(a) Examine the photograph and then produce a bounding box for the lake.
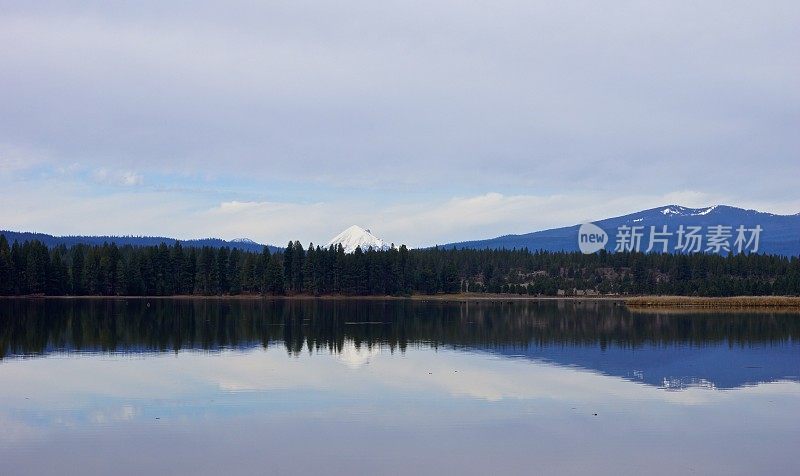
[1,298,799,475]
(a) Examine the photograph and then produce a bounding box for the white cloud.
[1,172,798,246]
[119,171,144,186]
[0,1,797,198]
[91,168,143,187]
[0,1,797,243]
[3,346,794,410]
[0,143,48,175]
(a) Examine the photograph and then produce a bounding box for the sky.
[1,0,798,247]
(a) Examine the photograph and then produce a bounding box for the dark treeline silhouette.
[1,235,799,296]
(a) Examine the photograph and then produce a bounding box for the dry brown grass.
[625,296,800,309]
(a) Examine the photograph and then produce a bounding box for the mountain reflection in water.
[1,298,797,390]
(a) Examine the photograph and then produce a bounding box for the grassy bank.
[625,296,800,309]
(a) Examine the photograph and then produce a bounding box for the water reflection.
[1,298,798,390]
[1,299,799,475]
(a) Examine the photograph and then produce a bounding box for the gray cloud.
[0,1,798,240]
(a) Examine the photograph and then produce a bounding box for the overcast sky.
[1,0,798,246]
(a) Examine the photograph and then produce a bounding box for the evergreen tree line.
[0,235,798,297]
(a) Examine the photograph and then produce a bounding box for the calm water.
[1,299,799,475]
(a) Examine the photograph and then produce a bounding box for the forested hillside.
[0,235,798,297]
[0,230,279,253]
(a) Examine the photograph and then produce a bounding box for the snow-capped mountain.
[326,225,391,253]
[230,238,257,244]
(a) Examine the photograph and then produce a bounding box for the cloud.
[0,1,798,240]
[91,168,144,187]
[119,171,144,186]
[0,143,48,175]
[368,191,800,246]
[201,190,800,246]
[4,345,792,411]
[2,172,798,246]
[0,1,798,197]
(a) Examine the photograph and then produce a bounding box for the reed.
[625,296,800,309]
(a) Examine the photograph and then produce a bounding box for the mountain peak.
[326,225,391,253]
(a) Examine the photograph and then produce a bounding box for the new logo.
[578,222,608,254]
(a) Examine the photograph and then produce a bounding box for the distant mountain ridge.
[0,230,281,253]
[442,205,800,256]
[4,205,798,256]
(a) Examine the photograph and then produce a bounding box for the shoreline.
[0,293,622,302]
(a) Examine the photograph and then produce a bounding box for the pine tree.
[291,241,304,292]
[302,243,316,294]
[283,241,294,292]
[265,254,284,294]
[228,248,242,294]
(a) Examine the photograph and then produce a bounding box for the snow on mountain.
[659,205,721,217]
[326,225,391,253]
[695,205,718,216]
[230,238,257,244]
